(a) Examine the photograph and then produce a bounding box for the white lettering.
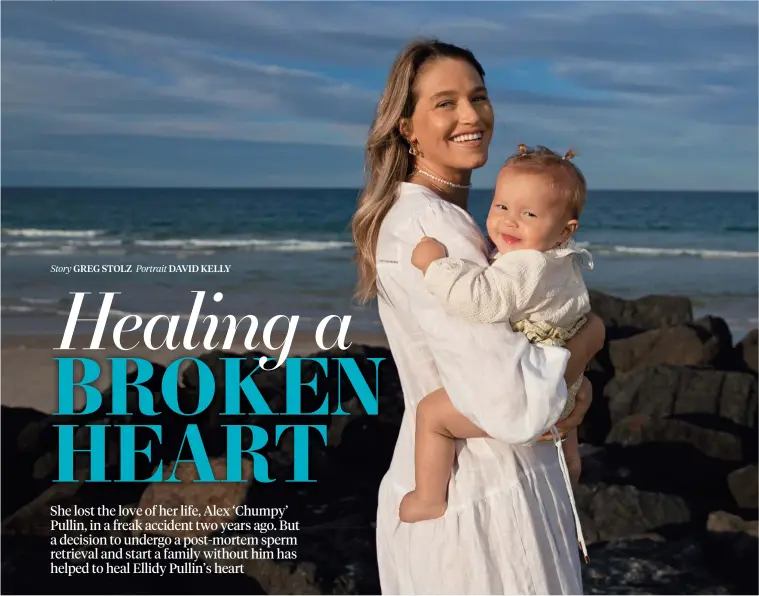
[315,315,353,351]
[261,315,299,370]
[55,292,303,369]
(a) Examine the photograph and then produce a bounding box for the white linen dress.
[374,182,584,595]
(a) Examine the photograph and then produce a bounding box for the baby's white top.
[424,239,593,327]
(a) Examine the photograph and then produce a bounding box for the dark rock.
[334,417,398,489]
[607,319,735,375]
[576,483,691,545]
[16,414,57,457]
[707,510,758,535]
[692,316,735,368]
[3,471,99,537]
[241,558,322,594]
[1,406,48,518]
[727,465,758,510]
[588,290,693,338]
[31,451,58,482]
[604,365,757,429]
[606,414,746,462]
[583,534,734,594]
[703,511,758,594]
[581,443,741,524]
[577,369,614,445]
[735,328,758,374]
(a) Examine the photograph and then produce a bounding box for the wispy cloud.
[1,0,756,189]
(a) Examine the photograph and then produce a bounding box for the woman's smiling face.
[402,57,494,182]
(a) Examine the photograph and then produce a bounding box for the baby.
[400,144,593,559]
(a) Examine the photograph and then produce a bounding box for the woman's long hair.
[350,39,485,303]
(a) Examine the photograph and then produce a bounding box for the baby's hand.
[412,236,447,273]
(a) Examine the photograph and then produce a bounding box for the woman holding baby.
[351,39,605,594]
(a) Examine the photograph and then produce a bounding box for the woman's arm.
[563,312,605,383]
[403,201,572,444]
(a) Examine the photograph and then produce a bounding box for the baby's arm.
[411,236,547,324]
[411,236,449,273]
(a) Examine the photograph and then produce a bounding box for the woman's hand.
[563,312,605,385]
[539,376,592,440]
[555,376,592,435]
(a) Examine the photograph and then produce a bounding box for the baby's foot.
[399,490,447,523]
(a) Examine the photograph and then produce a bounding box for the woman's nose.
[457,100,480,124]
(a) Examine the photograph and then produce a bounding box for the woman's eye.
[437,100,453,108]
[473,95,489,102]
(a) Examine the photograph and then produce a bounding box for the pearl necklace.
[412,168,472,189]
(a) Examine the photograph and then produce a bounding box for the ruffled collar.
[547,238,594,270]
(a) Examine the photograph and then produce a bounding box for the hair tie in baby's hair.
[563,148,577,160]
[517,144,529,156]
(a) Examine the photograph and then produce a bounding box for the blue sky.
[2,0,757,190]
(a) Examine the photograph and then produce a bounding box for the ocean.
[1,187,757,340]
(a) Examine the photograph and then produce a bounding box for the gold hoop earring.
[408,143,418,157]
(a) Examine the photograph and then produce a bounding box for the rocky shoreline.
[2,290,757,594]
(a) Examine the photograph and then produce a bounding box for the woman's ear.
[398,118,414,143]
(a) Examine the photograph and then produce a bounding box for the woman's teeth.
[451,133,482,143]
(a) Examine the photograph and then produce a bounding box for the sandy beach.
[0,330,389,414]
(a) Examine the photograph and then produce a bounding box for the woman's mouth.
[501,234,521,245]
[450,132,483,147]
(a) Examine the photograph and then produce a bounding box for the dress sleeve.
[404,201,569,444]
[422,250,547,324]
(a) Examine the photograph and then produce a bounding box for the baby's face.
[486,167,577,255]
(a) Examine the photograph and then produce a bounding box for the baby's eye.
[524,211,537,218]
[495,204,507,210]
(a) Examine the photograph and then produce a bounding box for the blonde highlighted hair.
[350,38,485,303]
[505,144,588,218]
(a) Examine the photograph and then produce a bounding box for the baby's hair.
[506,144,587,218]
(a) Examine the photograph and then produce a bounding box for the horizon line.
[2,185,757,194]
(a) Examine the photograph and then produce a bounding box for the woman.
[352,39,605,594]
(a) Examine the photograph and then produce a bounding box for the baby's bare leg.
[399,388,488,523]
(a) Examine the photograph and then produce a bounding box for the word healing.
[54,355,383,484]
[55,291,355,369]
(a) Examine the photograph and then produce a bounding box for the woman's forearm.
[563,313,605,382]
